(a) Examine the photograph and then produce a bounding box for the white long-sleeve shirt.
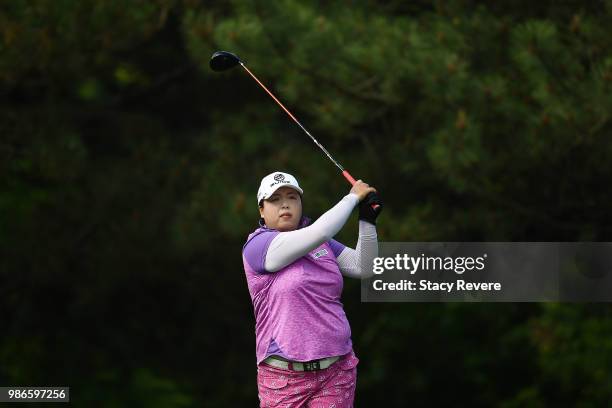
[263,193,378,279]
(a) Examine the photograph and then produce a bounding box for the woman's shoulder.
[243,227,281,274]
[243,226,279,251]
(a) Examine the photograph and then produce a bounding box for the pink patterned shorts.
[257,351,359,408]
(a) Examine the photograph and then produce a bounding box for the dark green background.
[2,1,612,406]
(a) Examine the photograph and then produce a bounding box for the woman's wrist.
[346,193,360,204]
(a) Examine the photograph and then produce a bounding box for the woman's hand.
[350,180,377,201]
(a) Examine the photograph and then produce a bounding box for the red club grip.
[342,170,357,185]
[342,170,380,210]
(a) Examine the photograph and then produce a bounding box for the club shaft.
[238,61,380,209]
[239,62,345,173]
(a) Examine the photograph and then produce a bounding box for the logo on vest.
[312,248,328,259]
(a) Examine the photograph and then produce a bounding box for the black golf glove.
[358,192,383,225]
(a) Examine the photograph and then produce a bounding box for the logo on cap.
[274,173,285,181]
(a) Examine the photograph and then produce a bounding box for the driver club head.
[209,51,243,71]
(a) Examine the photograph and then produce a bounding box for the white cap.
[257,172,304,205]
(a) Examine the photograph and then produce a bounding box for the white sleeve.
[264,193,359,272]
[336,221,378,279]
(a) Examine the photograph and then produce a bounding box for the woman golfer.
[242,171,383,407]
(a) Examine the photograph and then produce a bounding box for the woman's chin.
[277,220,297,231]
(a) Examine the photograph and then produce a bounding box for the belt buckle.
[302,360,321,371]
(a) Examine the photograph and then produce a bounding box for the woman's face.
[259,186,303,231]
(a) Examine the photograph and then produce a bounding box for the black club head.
[210,51,243,71]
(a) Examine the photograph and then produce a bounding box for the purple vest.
[242,218,351,364]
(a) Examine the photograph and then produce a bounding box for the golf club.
[210,50,380,210]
